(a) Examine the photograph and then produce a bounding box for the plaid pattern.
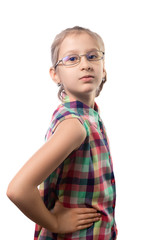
[34,93,117,240]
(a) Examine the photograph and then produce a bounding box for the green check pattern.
[34,93,117,240]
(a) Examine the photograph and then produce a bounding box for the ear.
[102,64,107,81]
[49,67,61,85]
[104,70,107,82]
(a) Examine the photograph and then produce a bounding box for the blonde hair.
[51,26,107,101]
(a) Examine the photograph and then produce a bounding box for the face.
[50,33,106,100]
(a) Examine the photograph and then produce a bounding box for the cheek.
[58,69,76,87]
[60,68,76,79]
[95,61,104,73]
[57,69,68,82]
[97,66,104,79]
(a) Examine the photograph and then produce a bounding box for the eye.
[87,51,99,60]
[63,54,79,64]
[69,56,77,61]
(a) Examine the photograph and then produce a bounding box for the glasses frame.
[54,50,105,69]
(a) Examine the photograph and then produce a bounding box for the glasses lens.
[63,54,79,66]
[87,51,104,61]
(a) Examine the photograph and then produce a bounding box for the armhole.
[45,114,90,142]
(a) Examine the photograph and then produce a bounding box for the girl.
[7,26,117,239]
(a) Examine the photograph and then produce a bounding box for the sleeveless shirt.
[34,93,117,240]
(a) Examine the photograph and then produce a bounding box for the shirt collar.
[61,92,100,122]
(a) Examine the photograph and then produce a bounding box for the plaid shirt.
[34,93,117,240]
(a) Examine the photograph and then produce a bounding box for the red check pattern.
[34,93,117,240]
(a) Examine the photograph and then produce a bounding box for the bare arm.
[7,118,100,233]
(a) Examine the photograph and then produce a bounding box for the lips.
[80,75,94,80]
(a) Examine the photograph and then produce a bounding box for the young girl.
[7,26,117,240]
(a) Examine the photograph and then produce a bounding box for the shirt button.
[111,178,115,184]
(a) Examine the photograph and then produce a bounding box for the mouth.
[79,75,94,81]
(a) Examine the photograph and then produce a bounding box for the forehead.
[59,33,101,57]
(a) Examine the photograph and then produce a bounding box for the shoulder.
[46,104,86,140]
[50,117,87,152]
[56,117,86,137]
[51,103,79,120]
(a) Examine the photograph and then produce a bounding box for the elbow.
[6,181,23,204]
[6,182,16,202]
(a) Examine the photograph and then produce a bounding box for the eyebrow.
[63,48,99,57]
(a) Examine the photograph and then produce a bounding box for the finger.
[78,212,101,220]
[76,223,93,230]
[78,216,101,225]
[75,208,98,214]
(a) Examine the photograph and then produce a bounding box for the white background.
[0,0,160,239]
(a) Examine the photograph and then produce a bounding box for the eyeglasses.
[54,50,105,68]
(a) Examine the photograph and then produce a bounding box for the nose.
[79,55,93,71]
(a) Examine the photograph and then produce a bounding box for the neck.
[65,91,95,109]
